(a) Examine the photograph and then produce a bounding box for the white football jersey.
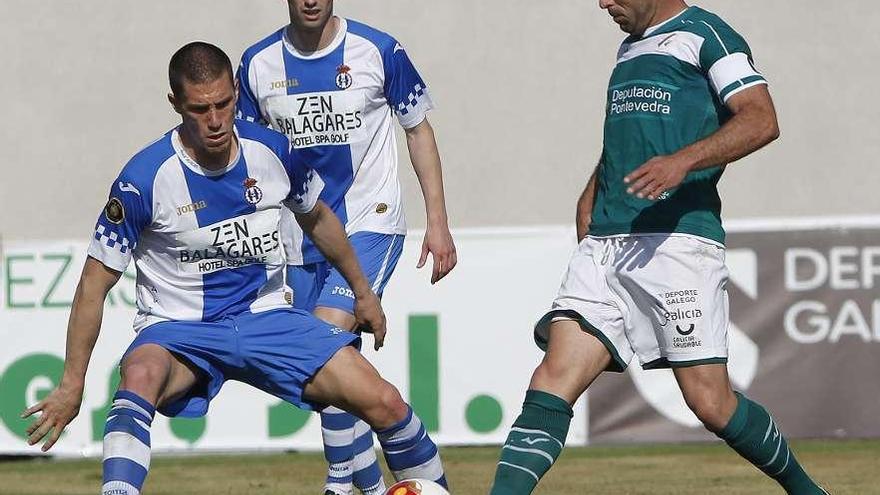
[87,121,321,331]
[237,18,434,264]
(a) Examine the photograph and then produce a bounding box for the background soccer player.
[490,1,830,494]
[21,41,445,495]
[237,1,456,494]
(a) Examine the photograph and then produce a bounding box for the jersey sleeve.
[283,144,324,214]
[697,20,767,103]
[86,175,153,273]
[236,57,268,126]
[382,40,435,129]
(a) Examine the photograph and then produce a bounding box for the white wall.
[2,1,878,240]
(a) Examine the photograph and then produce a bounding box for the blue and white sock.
[102,390,155,495]
[351,420,386,495]
[321,407,385,495]
[376,406,447,489]
[322,406,356,494]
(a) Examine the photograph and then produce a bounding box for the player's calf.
[305,347,447,488]
[490,390,572,495]
[717,392,828,494]
[354,381,447,488]
[104,345,200,494]
[490,320,609,495]
[374,404,447,489]
[102,391,155,495]
[676,364,827,493]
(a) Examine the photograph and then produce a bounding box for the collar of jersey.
[171,125,242,177]
[641,6,692,38]
[283,17,347,60]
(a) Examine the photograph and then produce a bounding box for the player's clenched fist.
[21,384,83,452]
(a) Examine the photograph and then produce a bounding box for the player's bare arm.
[404,118,457,284]
[22,257,121,451]
[625,84,779,200]
[294,200,387,349]
[576,165,600,241]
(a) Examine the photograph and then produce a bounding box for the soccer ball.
[384,479,450,495]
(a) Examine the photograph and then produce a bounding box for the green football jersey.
[590,6,766,244]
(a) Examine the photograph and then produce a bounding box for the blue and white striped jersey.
[237,18,434,264]
[87,121,321,331]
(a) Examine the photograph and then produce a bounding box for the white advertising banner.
[0,229,588,456]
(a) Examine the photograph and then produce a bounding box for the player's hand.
[417,226,457,284]
[624,155,691,201]
[21,384,83,452]
[354,291,387,351]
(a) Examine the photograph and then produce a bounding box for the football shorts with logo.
[535,234,729,371]
[287,231,405,314]
[123,308,358,417]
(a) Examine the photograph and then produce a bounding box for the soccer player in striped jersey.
[21,42,445,495]
[491,2,829,494]
[237,1,455,494]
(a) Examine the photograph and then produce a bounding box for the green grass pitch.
[0,439,876,494]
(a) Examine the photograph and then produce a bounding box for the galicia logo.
[664,308,702,322]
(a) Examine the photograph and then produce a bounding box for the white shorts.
[535,234,730,371]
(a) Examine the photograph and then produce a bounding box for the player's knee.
[684,390,734,432]
[119,360,170,403]
[365,382,408,429]
[532,351,581,388]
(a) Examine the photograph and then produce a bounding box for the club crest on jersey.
[335,64,353,90]
[243,177,263,205]
[104,197,125,224]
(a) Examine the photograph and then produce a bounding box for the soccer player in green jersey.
[490,1,829,494]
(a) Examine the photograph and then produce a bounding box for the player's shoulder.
[676,7,745,44]
[345,18,398,53]
[235,119,289,158]
[677,7,752,65]
[118,130,177,190]
[241,27,286,64]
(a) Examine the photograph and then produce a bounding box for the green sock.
[719,392,826,494]
[490,390,573,495]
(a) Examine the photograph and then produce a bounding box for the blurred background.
[0,0,878,475]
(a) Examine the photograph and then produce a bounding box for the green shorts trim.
[534,309,627,373]
[642,356,728,370]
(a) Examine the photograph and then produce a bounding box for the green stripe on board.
[409,314,440,432]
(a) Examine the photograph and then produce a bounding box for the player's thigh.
[120,344,200,407]
[530,319,612,405]
[120,319,235,417]
[532,237,633,403]
[315,232,405,314]
[314,306,357,331]
[234,308,363,410]
[303,346,406,429]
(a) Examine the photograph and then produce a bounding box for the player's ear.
[167,92,182,115]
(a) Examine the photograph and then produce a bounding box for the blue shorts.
[122,308,359,418]
[288,232,405,313]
